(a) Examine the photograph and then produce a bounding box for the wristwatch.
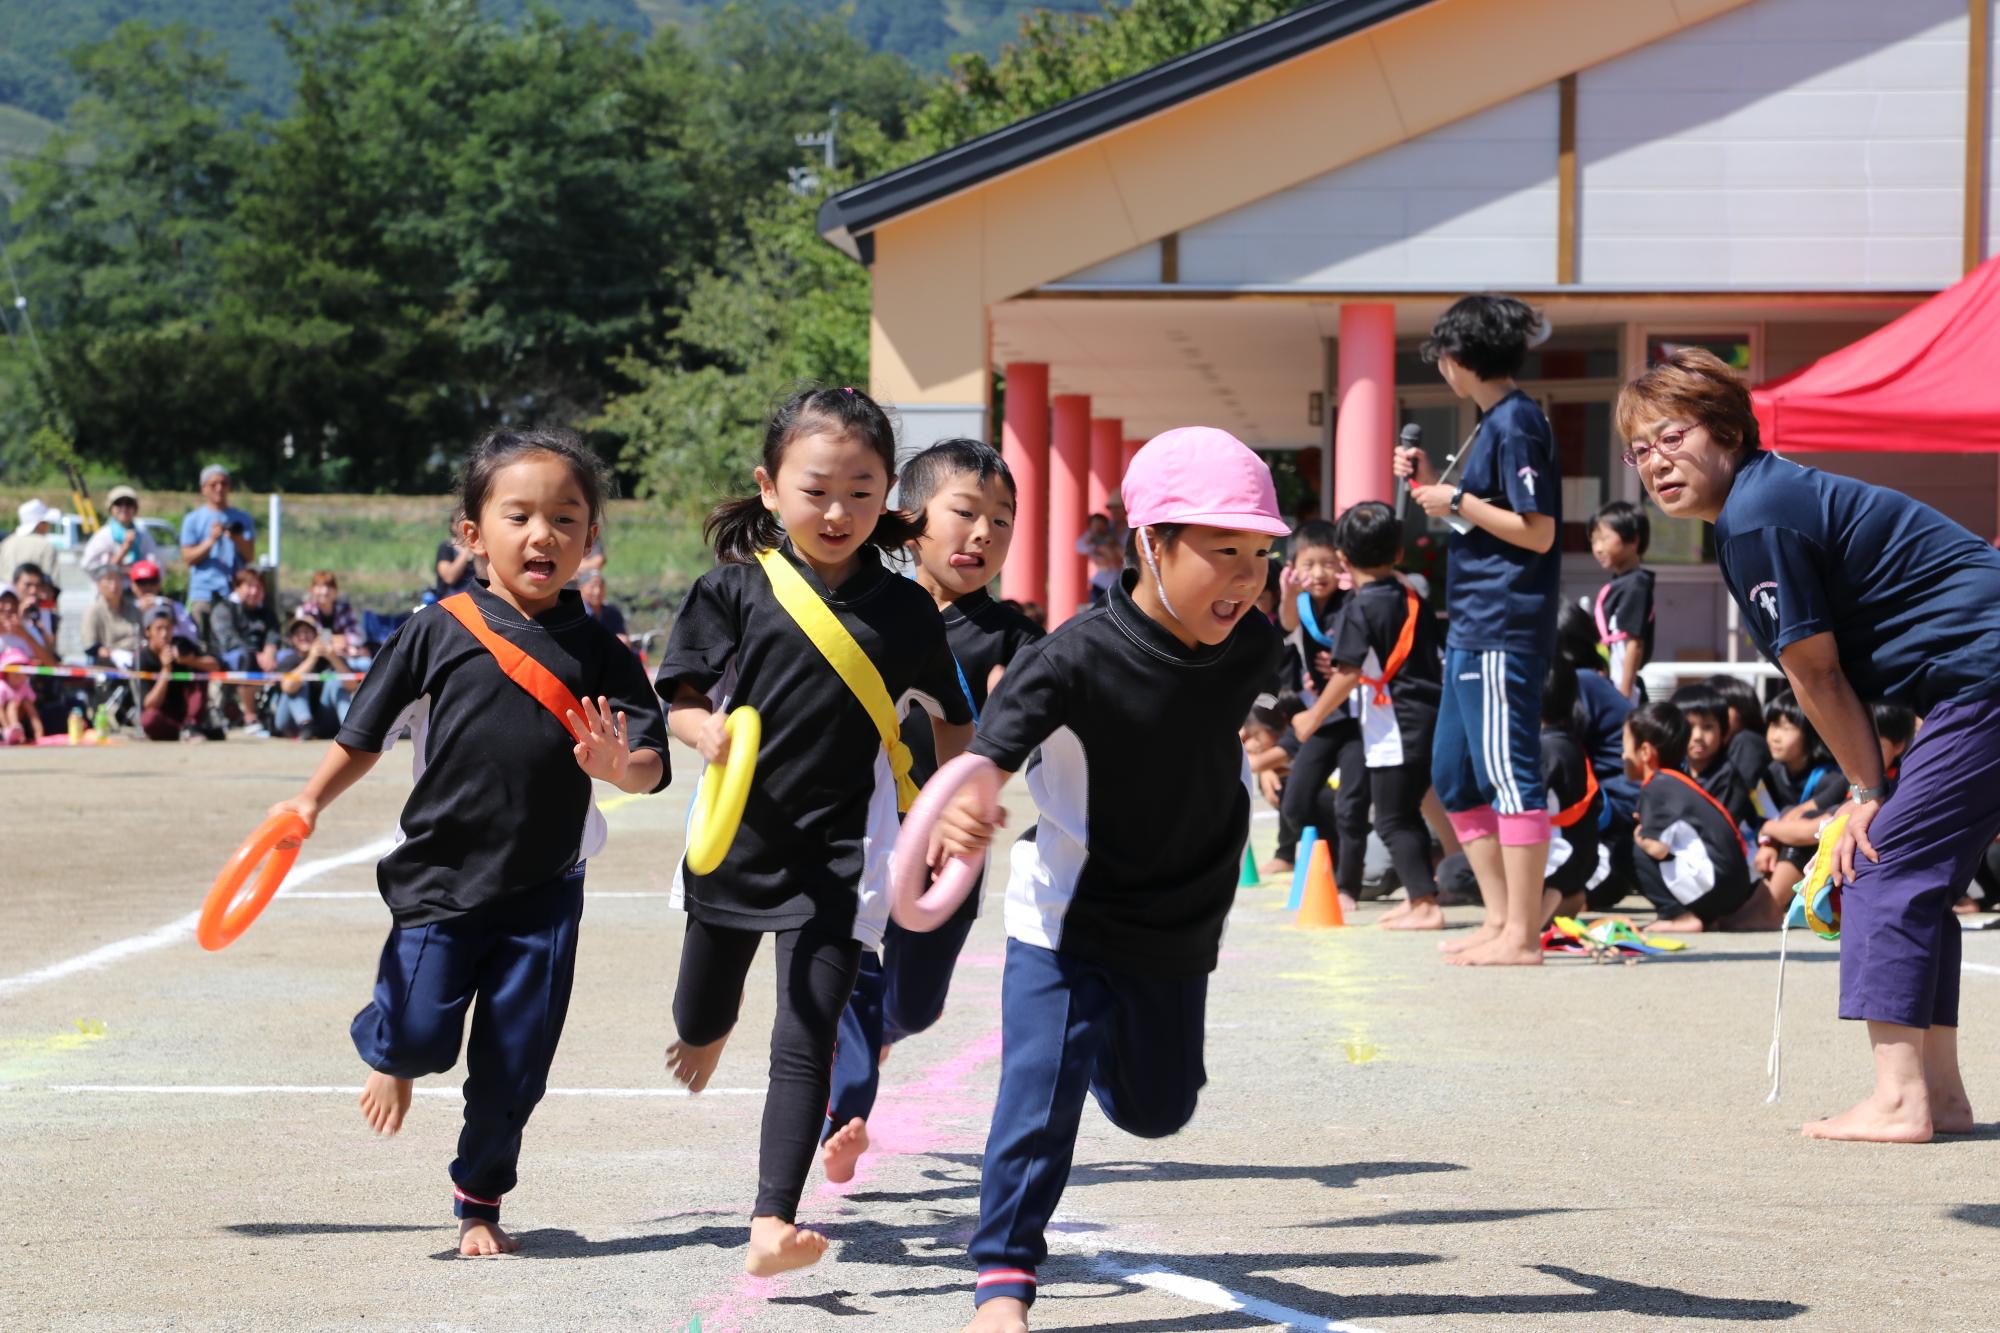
[1448,490,1465,518]
[1850,784,1885,804]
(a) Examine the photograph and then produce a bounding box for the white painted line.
[1094,1258,1381,1332]
[48,1084,764,1098]
[0,835,395,1000]
[1964,962,2000,977]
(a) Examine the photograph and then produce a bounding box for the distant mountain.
[0,0,1106,124]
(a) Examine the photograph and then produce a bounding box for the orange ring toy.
[198,812,310,952]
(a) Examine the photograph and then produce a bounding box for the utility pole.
[788,104,841,195]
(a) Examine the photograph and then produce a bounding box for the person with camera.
[179,463,257,638]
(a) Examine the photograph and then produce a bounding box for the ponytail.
[708,383,924,564]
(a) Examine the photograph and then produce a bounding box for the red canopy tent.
[1752,255,2000,453]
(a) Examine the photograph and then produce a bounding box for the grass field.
[0,485,713,639]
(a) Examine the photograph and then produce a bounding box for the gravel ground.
[3,741,1997,1331]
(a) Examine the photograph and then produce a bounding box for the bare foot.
[1645,913,1707,934]
[664,1033,730,1093]
[1377,899,1413,924]
[1382,898,1445,931]
[1801,1092,1933,1143]
[358,1071,412,1136]
[1931,1094,1977,1135]
[1953,895,1981,916]
[745,1214,829,1275]
[459,1217,519,1256]
[879,1043,893,1066]
[1260,858,1293,879]
[1447,938,1544,967]
[1440,921,1502,954]
[964,1297,1031,1333]
[1720,887,1788,932]
[821,1116,870,1184]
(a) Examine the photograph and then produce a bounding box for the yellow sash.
[755,547,919,812]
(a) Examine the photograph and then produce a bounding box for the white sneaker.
[240,723,272,738]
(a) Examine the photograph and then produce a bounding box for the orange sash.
[1650,768,1749,857]
[1357,586,1422,707]
[439,592,585,741]
[1551,761,1600,829]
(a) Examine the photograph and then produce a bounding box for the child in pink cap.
[932,427,1287,1333]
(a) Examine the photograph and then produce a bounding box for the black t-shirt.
[1294,590,1345,695]
[1543,727,1600,867]
[1595,566,1655,682]
[1328,579,1442,768]
[900,588,1044,784]
[338,583,669,926]
[1726,729,1772,802]
[971,571,1282,978]
[1761,760,1847,819]
[656,543,972,936]
[1688,754,1752,827]
[1639,769,1751,908]
[433,541,478,601]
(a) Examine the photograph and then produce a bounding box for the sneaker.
[200,724,228,742]
[239,723,271,738]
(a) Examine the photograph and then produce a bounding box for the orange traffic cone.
[1296,839,1346,928]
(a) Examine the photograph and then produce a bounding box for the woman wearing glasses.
[1618,346,2000,1144]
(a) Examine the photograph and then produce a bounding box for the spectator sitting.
[80,486,159,577]
[0,499,60,583]
[137,605,222,742]
[128,560,208,651]
[1086,540,1121,605]
[1073,511,1112,556]
[433,524,481,601]
[269,613,355,739]
[296,570,366,664]
[11,561,59,659]
[0,587,52,744]
[577,570,630,647]
[210,567,281,735]
[178,463,256,637]
[82,566,144,667]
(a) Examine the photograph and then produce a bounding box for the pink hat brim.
[1133,509,1291,538]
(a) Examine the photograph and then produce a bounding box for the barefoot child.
[1623,346,2000,1140]
[655,387,975,1274]
[821,438,1042,1184]
[1395,294,1563,966]
[1289,501,1444,929]
[1624,701,1752,933]
[1669,683,1750,826]
[269,429,668,1256]
[1710,673,1773,808]
[931,428,1283,1332]
[1589,500,1654,701]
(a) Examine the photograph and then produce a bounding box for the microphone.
[1395,422,1422,521]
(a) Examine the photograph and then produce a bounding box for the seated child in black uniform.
[656,387,976,1275]
[270,429,670,1256]
[821,438,1044,1185]
[1289,501,1444,928]
[1747,689,1849,925]
[933,427,1286,1333]
[1669,683,1750,826]
[1709,673,1773,811]
[1624,701,1753,932]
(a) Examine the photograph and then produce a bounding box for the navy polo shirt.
[1714,450,2000,713]
[1444,390,1562,654]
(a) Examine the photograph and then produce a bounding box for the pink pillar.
[1001,363,1049,607]
[1335,303,1397,515]
[1123,437,1145,476]
[1088,417,1123,518]
[1049,394,1092,624]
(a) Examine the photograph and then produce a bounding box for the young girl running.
[931,427,1285,1333]
[655,387,975,1275]
[270,429,669,1257]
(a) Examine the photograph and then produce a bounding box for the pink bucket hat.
[1122,427,1289,537]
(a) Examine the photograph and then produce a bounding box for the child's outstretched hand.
[267,795,318,849]
[568,695,631,783]
[1278,565,1304,598]
[934,783,1005,863]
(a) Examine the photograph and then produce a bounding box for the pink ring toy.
[890,752,1003,933]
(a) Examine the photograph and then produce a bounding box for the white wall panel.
[1579,0,1967,288]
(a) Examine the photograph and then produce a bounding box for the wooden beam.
[1557,73,1578,285]
[1022,287,1932,306]
[1160,232,1180,284]
[1967,0,1991,273]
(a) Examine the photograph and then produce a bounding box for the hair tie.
[841,386,855,395]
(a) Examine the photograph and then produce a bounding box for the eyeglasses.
[1621,424,1698,468]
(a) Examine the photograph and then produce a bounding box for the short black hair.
[1556,601,1604,674]
[1668,683,1729,730]
[1590,499,1651,556]
[1764,689,1832,767]
[1291,518,1338,557]
[1250,690,1305,733]
[1627,700,1690,770]
[1870,700,1917,747]
[1707,674,1763,734]
[12,561,48,585]
[1420,294,1545,380]
[900,437,1015,516]
[1334,501,1401,569]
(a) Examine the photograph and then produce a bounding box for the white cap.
[15,498,56,533]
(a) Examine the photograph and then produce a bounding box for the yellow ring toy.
[685,706,760,875]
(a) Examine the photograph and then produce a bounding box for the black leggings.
[672,917,861,1222]
[1281,720,1368,873]
[1340,759,1437,902]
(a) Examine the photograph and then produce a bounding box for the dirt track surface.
[4,741,1997,1331]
